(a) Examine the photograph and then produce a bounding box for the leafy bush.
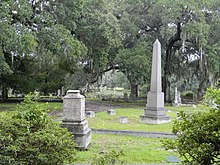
[204,87,220,107]
[163,88,220,164]
[0,94,77,164]
[182,90,194,97]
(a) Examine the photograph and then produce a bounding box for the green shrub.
[163,88,220,164]
[204,87,220,106]
[182,91,194,97]
[0,94,77,165]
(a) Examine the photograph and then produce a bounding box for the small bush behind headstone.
[0,94,77,165]
[163,88,220,165]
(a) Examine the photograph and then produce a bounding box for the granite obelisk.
[140,39,171,124]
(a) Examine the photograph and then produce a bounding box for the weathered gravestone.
[86,111,95,118]
[107,109,116,115]
[124,92,128,101]
[8,88,13,97]
[61,86,65,96]
[57,89,61,97]
[177,91,182,104]
[140,39,171,124]
[119,116,128,124]
[173,87,179,106]
[62,90,91,149]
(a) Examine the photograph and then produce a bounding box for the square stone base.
[61,120,92,149]
[74,128,92,150]
[140,115,171,124]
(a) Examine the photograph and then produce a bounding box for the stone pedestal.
[62,90,91,149]
[140,39,170,124]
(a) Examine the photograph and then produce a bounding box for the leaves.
[0,95,77,164]
[163,88,220,164]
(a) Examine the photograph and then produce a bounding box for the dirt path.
[50,100,124,119]
[85,100,124,112]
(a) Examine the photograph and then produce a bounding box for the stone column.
[173,87,179,106]
[140,39,171,124]
[62,90,91,149]
[61,86,65,96]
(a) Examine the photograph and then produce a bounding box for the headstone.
[107,109,116,115]
[57,89,61,97]
[173,87,179,106]
[62,90,91,149]
[86,111,95,118]
[166,156,181,163]
[8,88,13,97]
[177,91,182,104]
[176,112,182,120]
[119,116,128,124]
[140,39,171,124]
[124,92,128,101]
[61,86,65,96]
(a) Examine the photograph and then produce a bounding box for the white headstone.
[119,116,128,124]
[57,89,61,96]
[62,90,91,149]
[173,87,179,106]
[107,109,116,115]
[61,86,65,96]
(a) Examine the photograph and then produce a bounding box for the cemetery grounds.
[0,99,209,164]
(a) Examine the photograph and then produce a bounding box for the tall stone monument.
[62,90,91,149]
[140,39,171,124]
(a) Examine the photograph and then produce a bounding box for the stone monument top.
[64,90,84,99]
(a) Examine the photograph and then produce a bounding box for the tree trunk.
[1,85,8,102]
[202,158,211,165]
[163,22,181,102]
[197,77,207,101]
[130,83,138,99]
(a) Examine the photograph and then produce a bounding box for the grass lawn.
[88,108,176,133]
[0,101,209,133]
[74,133,181,164]
[0,103,18,112]
[0,102,62,112]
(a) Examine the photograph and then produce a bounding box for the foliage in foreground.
[0,95,76,165]
[163,88,220,165]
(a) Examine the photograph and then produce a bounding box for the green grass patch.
[0,102,62,112]
[87,98,146,108]
[166,104,209,112]
[88,108,176,133]
[74,134,180,164]
[0,103,18,112]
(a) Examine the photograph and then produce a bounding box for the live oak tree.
[115,40,152,98]
[110,0,158,98]
[74,0,122,88]
[0,0,86,99]
[152,0,220,101]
